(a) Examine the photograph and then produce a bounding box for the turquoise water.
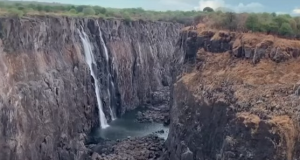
[91,110,169,141]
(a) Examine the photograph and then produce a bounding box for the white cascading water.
[97,22,117,120]
[78,28,109,129]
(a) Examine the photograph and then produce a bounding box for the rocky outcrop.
[180,29,300,64]
[88,135,165,160]
[164,29,300,160]
[0,16,182,160]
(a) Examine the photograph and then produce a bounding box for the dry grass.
[236,113,297,160]
[237,112,260,134]
[179,26,300,160]
[181,46,300,107]
[270,116,297,160]
[188,25,300,51]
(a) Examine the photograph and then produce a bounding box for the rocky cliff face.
[0,16,181,160]
[164,29,300,160]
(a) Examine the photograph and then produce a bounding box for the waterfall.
[97,22,117,120]
[78,29,109,129]
[109,80,117,120]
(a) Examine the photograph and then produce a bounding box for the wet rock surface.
[88,135,165,160]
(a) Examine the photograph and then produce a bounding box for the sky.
[20,0,300,15]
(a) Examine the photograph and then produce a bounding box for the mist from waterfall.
[78,28,109,129]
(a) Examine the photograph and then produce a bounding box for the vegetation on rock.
[82,7,95,16]
[199,12,300,39]
[0,1,300,38]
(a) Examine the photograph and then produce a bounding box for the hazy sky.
[21,0,300,15]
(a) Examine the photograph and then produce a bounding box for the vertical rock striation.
[95,19,182,116]
[164,29,300,160]
[0,16,182,160]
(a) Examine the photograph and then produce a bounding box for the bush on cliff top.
[279,22,294,36]
[203,12,300,38]
[82,7,95,16]
[0,1,300,38]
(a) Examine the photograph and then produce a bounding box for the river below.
[89,109,169,142]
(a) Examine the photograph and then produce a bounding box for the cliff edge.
[164,27,300,160]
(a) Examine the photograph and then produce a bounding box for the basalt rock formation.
[89,134,165,160]
[164,28,300,160]
[0,16,182,160]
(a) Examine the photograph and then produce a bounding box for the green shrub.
[123,13,132,24]
[0,1,299,38]
[245,14,260,31]
[94,6,106,15]
[279,22,294,36]
[220,12,237,30]
[76,13,82,17]
[265,22,279,33]
[98,13,106,18]
[82,7,95,16]
[273,15,290,27]
[9,8,24,17]
[69,8,77,14]
[76,5,86,13]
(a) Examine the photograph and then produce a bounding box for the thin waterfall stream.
[78,28,109,129]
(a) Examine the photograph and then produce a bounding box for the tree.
[294,17,300,35]
[222,12,237,30]
[259,12,273,23]
[43,5,52,12]
[69,9,77,14]
[245,14,260,31]
[15,3,22,7]
[36,5,43,11]
[264,22,279,34]
[194,14,205,24]
[82,7,95,16]
[273,15,290,27]
[76,5,87,13]
[203,7,214,12]
[28,4,37,10]
[289,19,297,31]
[279,23,293,36]
[236,13,249,31]
[93,6,107,15]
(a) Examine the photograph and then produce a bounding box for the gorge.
[0,16,182,160]
[1,14,300,160]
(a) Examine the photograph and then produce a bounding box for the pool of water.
[90,110,169,141]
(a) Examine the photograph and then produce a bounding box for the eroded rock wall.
[164,29,300,160]
[87,19,182,116]
[0,16,182,160]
